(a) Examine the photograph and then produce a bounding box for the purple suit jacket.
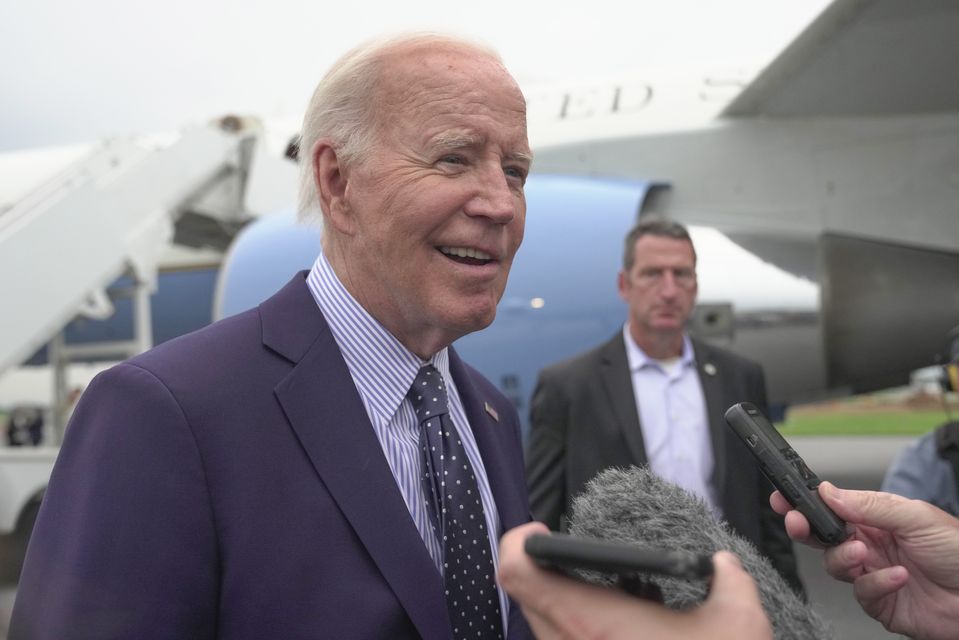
[11,273,533,639]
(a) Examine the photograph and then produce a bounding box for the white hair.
[296,32,504,225]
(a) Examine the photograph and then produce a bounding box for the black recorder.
[525,533,713,599]
[724,402,848,546]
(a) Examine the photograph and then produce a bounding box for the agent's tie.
[408,364,503,640]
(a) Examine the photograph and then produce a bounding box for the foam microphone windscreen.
[568,466,831,640]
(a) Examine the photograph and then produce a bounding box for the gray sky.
[0,0,830,151]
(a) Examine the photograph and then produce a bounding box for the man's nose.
[659,272,680,296]
[464,166,517,224]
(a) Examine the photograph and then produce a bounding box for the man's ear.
[617,270,628,301]
[313,141,356,235]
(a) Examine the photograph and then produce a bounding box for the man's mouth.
[653,307,682,318]
[439,246,494,266]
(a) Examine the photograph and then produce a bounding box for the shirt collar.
[622,323,696,372]
[306,250,450,423]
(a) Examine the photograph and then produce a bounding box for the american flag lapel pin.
[484,402,499,422]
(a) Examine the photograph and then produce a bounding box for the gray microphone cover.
[568,466,831,640]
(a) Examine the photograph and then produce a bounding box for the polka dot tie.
[407,365,503,640]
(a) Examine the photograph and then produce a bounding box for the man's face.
[618,234,698,339]
[332,45,530,357]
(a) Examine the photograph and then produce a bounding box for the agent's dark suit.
[525,332,802,593]
[12,274,532,640]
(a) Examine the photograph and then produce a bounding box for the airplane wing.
[721,0,959,118]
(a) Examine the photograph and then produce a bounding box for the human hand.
[498,522,772,640]
[771,482,959,640]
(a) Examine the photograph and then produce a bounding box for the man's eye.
[504,166,528,184]
[440,155,466,165]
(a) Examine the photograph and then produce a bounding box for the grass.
[777,409,953,436]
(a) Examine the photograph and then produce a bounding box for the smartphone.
[524,533,713,582]
[724,402,848,545]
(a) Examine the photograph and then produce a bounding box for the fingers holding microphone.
[772,481,959,640]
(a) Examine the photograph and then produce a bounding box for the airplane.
[520,0,959,400]
[3,0,957,436]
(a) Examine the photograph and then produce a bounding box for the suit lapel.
[447,349,528,533]
[598,334,648,464]
[691,339,728,494]
[262,274,449,640]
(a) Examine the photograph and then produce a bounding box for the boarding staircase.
[0,117,273,434]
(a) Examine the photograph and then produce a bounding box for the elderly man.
[12,34,533,639]
[525,217,803,595]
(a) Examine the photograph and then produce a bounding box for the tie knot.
[407,364,450,423]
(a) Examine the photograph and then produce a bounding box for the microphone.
[567,466,831,640]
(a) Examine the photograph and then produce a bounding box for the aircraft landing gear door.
[821,233,959,394]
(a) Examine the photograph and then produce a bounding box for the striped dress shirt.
[306,251,509,628]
